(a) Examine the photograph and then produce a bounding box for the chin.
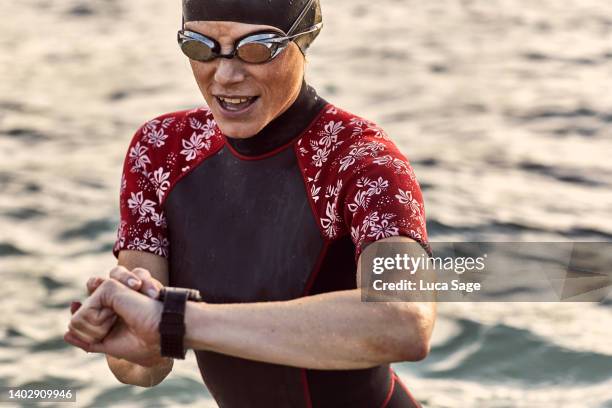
[215,121,262,139]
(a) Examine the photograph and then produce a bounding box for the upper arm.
[112,123,171,262]
[357,235,437,350]
[340,137,431,262]
[356,235,429,289]
[117,250,169,286]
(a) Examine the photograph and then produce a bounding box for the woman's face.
[185,21,305,139]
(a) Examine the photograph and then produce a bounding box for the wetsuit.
[113,81,428,407]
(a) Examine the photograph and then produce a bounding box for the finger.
[97,308,116,323]
[131,268,162,298]
[71,309,111,342]
[70,301,82,315]
[81,306,115,326]
[109,265,142,291]
[64,330,91,352]
[71,322,109,345]
[86,276,104,295]
[68,322,96,345]
[68,279,123,345]
[78,311,117,341]
[93,318,115,340]
[100,314,118,328]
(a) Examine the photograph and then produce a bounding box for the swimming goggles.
[177,0,322,64]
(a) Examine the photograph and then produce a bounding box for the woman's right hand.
[69,266,165,347]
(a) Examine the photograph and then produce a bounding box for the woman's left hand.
[67,265,165,346]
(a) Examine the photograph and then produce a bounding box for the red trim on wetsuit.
[294,142,328,241]
[224,104,330,161]
[224,136,297,161]
[165,141,225,206]
[300,369,314,408]
[298,240,330,407]
[391,370,421,408]
[380,369,396,408]
[302,241,330,296]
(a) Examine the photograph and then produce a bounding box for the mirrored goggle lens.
[181,40,215,61]
[237,42,275,64]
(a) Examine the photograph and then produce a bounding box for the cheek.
[190,61,214,88]
[257,50,303,103]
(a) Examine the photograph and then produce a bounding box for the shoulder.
[128,106,220,152]
[296,103,416,180]
[294,104,428,248]
[122,106,224,181]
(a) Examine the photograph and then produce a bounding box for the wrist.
[184,301,208,351]
[158,289,189,359]
[157,287,205,359]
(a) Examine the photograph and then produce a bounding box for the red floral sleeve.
[296,105,430,262]
[112,124,170,259]
[341,146,430,260]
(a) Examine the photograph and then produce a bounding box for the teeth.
[219,96,251,104]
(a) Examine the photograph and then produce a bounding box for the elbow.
[113,370,166,388]
[394,303,435,362]
[109,367,147,388]
[111,369,145,387]
[119,374,160,388]
[407,334,431,362]
[107,357,172,388]
[115,374,143,387]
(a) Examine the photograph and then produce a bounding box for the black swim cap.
[182,0,322,53]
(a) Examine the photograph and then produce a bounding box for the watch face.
[187,289,203,302]
[158,287,203,302]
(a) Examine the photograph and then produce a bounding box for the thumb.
[99,279,155,319]
[111,286,155,317]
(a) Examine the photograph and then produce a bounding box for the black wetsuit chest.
[165,144,322,302]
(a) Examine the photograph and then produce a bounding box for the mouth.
[214,95,260,115]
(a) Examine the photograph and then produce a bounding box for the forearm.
[106,355,173,387]
[185,289,434,370]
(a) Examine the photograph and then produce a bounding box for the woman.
[66,0,435,406]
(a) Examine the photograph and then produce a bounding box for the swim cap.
[182,0,323,53]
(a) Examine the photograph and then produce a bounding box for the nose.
[213,57,246,87]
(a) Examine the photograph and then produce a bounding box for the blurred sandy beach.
[1,0,611,406]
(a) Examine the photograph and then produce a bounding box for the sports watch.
[157,287,203,359]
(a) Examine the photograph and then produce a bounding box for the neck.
[225,80,327,157]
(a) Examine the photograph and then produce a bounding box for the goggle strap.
[286,0,316,36]
[286,22,323,40]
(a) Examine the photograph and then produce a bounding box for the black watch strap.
[158,288,191,359]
